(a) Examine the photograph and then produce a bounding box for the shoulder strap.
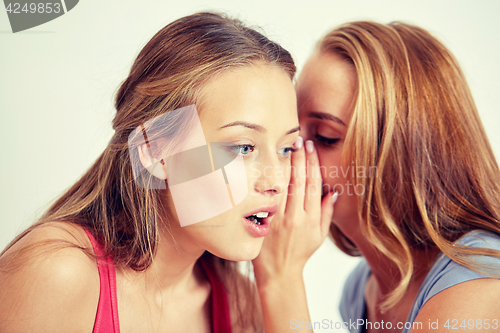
[199,258,232,333]
[84,229,120,333]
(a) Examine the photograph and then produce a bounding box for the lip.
[242,204,278,237]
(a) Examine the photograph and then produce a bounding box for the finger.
[269,209,285,232]
[303,140,323,214]
[320,191,339,237]
[285,136,306,213]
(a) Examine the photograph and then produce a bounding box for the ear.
[138,141,168,179]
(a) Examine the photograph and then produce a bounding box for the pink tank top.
[84,229,232,333]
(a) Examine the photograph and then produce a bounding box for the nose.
[251,155,287,196]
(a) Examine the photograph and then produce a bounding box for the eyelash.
[230,145,296,158]
[278,147,297,158]
[231,144,255,155]
[314,134,341,147]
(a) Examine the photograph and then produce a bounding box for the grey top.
[340,230,500,333]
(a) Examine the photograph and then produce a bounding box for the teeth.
[246,215,261,225]
[245,212,269,226]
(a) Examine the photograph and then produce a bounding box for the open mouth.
[242,205,277,237]
[245,212,269,225]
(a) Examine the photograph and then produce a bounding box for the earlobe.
[138,143,168,180]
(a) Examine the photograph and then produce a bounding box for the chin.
[209,238,263,261]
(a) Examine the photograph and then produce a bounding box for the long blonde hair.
[321,21,500,310]
[1,12,295,329]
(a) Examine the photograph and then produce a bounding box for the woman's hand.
[252,136,338,333]
[253,136,338,284]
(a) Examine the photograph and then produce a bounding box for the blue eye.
[230,144,255,155]
[278,147,296,158]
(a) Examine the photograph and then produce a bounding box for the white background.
[1,1,499,331]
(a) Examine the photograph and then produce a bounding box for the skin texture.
[253,135,338,333]
[251,49,357,333]
[296,51,359,238]
[291,50,500,332]
[0,63,299,333]
[174,62,299,261]
[0,223,100,333]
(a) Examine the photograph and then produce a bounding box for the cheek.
[332,191,360,237]
[316,147,360,232]
[317,147,345,191]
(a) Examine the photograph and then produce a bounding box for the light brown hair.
[321,21,500,310]
[0,12,296,329]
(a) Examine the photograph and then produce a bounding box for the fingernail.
[331,191,339,205]
[305,140,314,154]
[294,136,303,149]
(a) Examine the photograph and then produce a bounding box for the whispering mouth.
[245,212,269,225]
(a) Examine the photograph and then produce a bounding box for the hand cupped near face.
[296,51,361,239]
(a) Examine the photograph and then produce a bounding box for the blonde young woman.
[0,12,339,333]
[255,21,500,332]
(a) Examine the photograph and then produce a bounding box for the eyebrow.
[219,121,266,132]
[219,121,300,135]
[308,111,346,126]
[286,126,301,135]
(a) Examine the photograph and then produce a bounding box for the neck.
[350,226,438,294]
[352,233,439,327]
[364,247,439,327]
[349,227,439,308]
[151,225,207,287]
[119,221,208,306]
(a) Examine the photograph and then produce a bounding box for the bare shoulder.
[412,278,500,332]
[0,221,100,333]
[228,267,264,333]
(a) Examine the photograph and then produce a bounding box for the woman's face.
[169,63,299,261]
[295,51,360,238]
